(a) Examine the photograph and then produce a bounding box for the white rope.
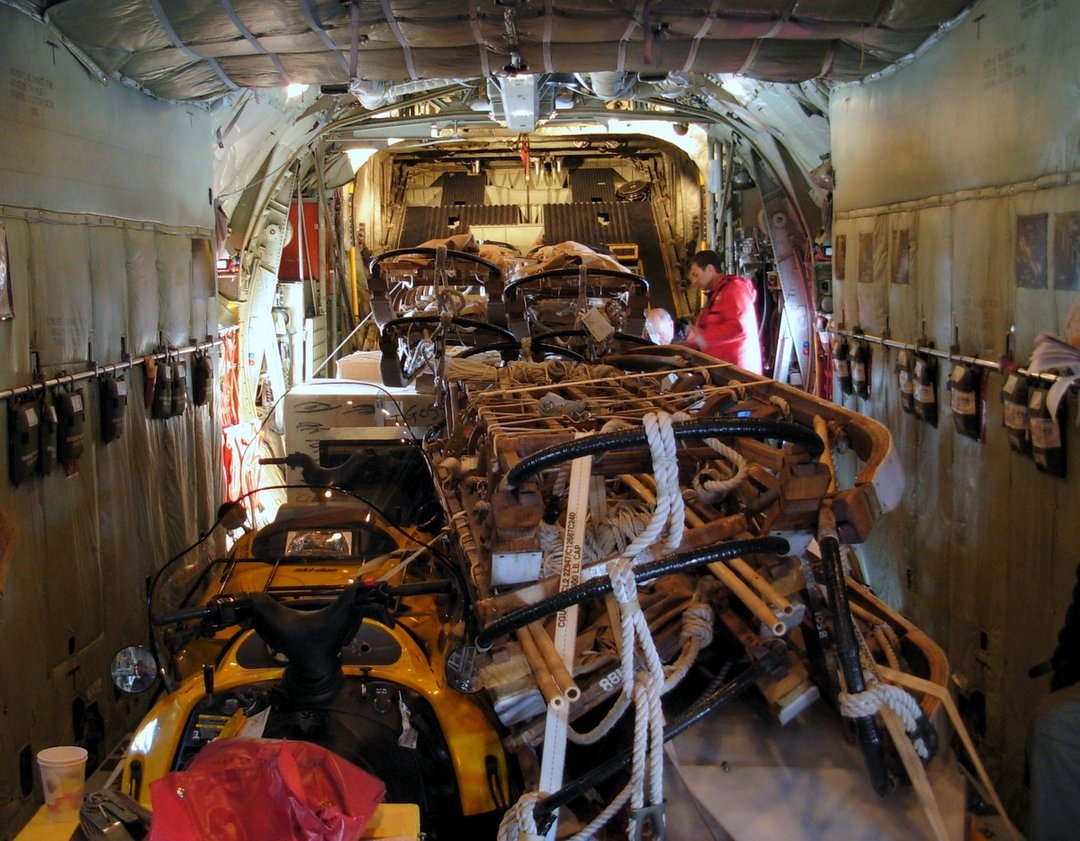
[539,520,565,579]
[588,502,649,557]
[570,411,684,836]
[691,439,750,503]
[541,502,652,576]
[444,356,502,385]
[768,394,791,418]
[568,585,713,744]
[663,597,714,691]
[566,781,632,841]
[497,790,547,841]
[840,619,932,760]
[566,675,662,841]
[436,287,467,315]
[567,690,633,745]
[591,555,665,838]
[614,412,683,562]
[839,679,930,759]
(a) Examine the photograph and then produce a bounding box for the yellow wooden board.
[14,802,420,841]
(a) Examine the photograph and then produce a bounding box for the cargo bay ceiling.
[12,1,974,190]
[12,2,967,227]
[27,1,972,99]
[5,0,976,396]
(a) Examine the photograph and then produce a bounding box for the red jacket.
[690,274,762,374]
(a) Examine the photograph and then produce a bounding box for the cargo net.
[429,360,946,839]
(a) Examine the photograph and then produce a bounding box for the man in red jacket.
[683,250,763,374]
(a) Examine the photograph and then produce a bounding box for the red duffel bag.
[148,738,386,841]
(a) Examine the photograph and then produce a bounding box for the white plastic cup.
[36,746,87,822]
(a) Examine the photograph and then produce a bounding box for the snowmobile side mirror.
[110,645,159,695]
[217,500,248,532]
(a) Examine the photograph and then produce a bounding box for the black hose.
[532,640,788,830]
[475,535,789,649]
[505,418,824,488]
[819,532,893,796]
[457,340,520,359]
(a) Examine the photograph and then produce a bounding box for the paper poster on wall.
[857,233,874,284]
[891,229,911,285]
[1016,213,1048,289]
[1053,211,1080,290]
[0,221,12,320]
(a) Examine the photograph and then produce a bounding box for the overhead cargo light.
[497,74,539,133]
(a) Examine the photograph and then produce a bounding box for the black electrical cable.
[819,531,893,796]
[475,535,789,650]
[532,640,788,830]
[504,418,824,488]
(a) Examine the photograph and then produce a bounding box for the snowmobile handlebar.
[152,578,451,629]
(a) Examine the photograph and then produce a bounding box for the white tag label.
[1029,416,1061,449]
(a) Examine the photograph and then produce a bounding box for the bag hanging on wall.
[152,358,173,419]
[7,398,40,485]
[832,334,852,395]
[100,375,128,443]
[913,351,938,427]
[896,349,915,414]
[170,361,188,418]
[1027,382,1066,477]
[192,350,213,406]
[38,392,58,475]
[850,338,871,400]
[56,387,86,472]
[948,362,982,440]
[143,356,157,410]
[1000,372,1031,455]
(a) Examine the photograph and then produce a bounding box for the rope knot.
[496,790,547,841]
[679,602,714,647]
[609,556,640,613]
[839,680,931,759]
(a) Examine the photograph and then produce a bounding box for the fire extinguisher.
[851,337,871,400]
[896,349,915,414]
[913,350,937,426]
[1000,372,1031,455]
[832,334,852,396]
[947,361,981,440]
[1027,383,1066,477]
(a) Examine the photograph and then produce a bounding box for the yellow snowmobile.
[110,450,516,838]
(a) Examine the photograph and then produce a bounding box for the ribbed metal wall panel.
[399,205,523,246]
[437,172,488,206]
[542,201,637,248]
[568,168,621,203]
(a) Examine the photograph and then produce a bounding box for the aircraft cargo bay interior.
[0,2,1078,840]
